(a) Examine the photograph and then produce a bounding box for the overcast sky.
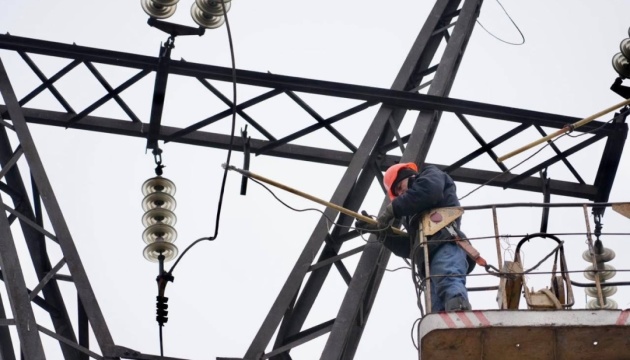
[1,1,630,359]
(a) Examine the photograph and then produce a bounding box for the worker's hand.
[376,204,395,226]
[355,210,377,232]
[355,205,395,233]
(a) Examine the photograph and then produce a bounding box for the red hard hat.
[383,162,419,200]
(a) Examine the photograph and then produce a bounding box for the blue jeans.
[428,241,469,312]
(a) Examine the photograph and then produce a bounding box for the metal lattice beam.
[0,58,118,359]
[0,0,627,358]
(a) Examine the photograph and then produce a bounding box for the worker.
[355,162,475,312]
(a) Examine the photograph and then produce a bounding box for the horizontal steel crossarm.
[255,101,376,156]
[455,113,510,172]
[534,125,585,184]
[281,89,357,152]
[443,122,530,173]
[84,61,141,123]
[190,75,276,140]
[18,59,81,109]
[164,88,282,142]
[1,105,601,199]
[0,34,616,135]
[67,69,151,125]
[502,133,606,188]
[18,51,75,114]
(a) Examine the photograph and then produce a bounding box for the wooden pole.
[223,164,407,236]
[497,98,630,163]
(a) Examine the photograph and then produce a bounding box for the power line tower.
[0,0,627,359]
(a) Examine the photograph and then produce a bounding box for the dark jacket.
[383,165,475,274]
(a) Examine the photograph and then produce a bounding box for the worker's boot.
[445,296,471,311]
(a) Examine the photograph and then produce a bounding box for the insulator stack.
[582,247,617,309]
[141,176,179,262]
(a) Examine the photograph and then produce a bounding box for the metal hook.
[152,147,165,176]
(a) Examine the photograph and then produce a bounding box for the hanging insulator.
[585,285,617,298]
[582,248,615,263]
[587,298,618,310]
[583,263,617,281]
[144,241,178,263]
[142,176,176,196]
[142,176,179,263]
[582,244,617,309]
[142,208,177,227]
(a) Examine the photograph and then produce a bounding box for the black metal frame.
[0,0,627,359]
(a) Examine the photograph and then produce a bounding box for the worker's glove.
[355,205,395,233]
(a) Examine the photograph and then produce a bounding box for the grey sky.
[1,1,630,359]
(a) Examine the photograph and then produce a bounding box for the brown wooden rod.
[223,164,407,236]
[497,98,630,163]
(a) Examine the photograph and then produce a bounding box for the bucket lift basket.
[514,233,575,310]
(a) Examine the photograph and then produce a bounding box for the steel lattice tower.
[0,0,627,359]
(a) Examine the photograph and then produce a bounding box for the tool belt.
[421,208,487,267]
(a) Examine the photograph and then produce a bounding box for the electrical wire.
[566,117,615,138]
[459,110,623,201]
[250,177,411,271]
[459,107,625,202]
[458,132,566,201]
[159,324,164,357]
[410,317,422,351]
[159,1,237,356]
[166,0,237,278]
[476,0,525,46]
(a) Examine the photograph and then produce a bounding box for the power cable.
[476,0,525,46]
[566,116,616,138]
[159,1,237,356]
[250,177,411,272]
[459,107,623,201]
[166,0,237,278]
[410,317,422,351]
[458,132,565,201]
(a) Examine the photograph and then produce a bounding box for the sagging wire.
[476,0,525,46]
[565,106,627,138]
[566,117,615,138]
[483,242,563,281]
[165,0,237,278]
[410,243,425,316]
[250,177,411,272]
[158,1,237,356]
[460,231,630,243]
[411,317,422,351]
